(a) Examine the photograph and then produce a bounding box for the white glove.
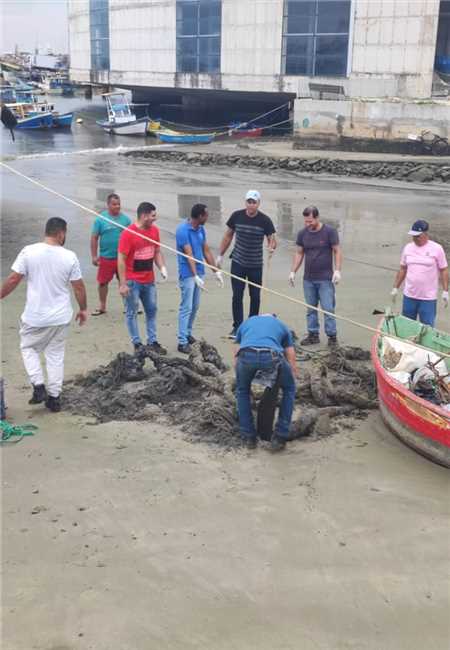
[332,270,341,285]
[160,266,168,281]
[215,255,223,269]
[194,275,205,290]
[443,290,449,307]
[214,271,224,288]
[391,287,398,300]
[289,272,296,287]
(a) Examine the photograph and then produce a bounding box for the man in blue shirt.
[234,314,299,451]
[176,204,223,353]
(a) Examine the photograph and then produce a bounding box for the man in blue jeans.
[118,202,168,357]
[289,206,342,347]
[234,314,299,451]
[176,203,224,354]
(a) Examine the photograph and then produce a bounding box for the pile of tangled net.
[63,339,378,449]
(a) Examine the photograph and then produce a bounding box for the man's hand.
[160,266,168,281]
[332,270,341,285]
[119,283,129,297]
[289,271,296,287]
[443,290,449,307]
[214,271,224,288]
[75,309,88,326]
[92,256,99,267]
[390,287,398,301]
[194,275,205,290]
[215,255,223,269]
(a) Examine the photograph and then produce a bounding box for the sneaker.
[28,384,47,405]
[177,343,191,355]
[45,395,61,413]
[147,341,167,355]
[133,342,146,359]
[270,434,286,452]
[300,333,320,346]
[328,335,338,348]
[228,328,237,340]
[187,335,196,344]
[243,437,257,449]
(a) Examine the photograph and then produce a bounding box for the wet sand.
[2,154,449,649]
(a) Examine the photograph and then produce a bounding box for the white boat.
[96,92,148,136]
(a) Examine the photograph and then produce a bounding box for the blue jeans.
[402,295,437,327]
[236,349,296,440]
[303,279,337,337]
[125,280,157,345]
[178,276,202,344]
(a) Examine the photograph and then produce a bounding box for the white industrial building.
[69,0,450,140]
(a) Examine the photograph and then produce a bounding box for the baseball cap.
[408,220,429,236]
[245,190,261,202]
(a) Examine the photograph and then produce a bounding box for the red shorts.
[97,257,119,284]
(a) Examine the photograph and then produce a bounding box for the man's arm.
[90,234,99,266]
[203,243,217,269]
[117,252,129,296]
[233,343,240,368]
[0,271,23,299]
[332,244,342,272]
[71,279,88,325]
[154,249,166,271]
[218,227,234,260]
[393,265,407,289]
[440,266,449,291]
[291,246,305,273]
[267,233,277,252]
[182,243,198,277]
[284,346,299,379]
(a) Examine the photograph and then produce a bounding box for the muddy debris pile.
[63,340,378,449]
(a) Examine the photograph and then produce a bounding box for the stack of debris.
[63,340,378,449]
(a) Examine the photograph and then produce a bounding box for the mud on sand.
[63,339,377,448]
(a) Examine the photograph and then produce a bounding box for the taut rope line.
[1,161,448,360]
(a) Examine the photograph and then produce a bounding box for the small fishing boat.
[97,92,148,136]
[228,122,263,138]
[371,314,450,467]
[5,99,73,130]
[157,131,214,144]
[52,112,73,128]
[14,110,54,130]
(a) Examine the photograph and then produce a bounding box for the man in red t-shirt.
[118,202,168,356]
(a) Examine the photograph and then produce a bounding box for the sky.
[2,0,69,54]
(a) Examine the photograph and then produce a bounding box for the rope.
[0,420,38,444]
[1,160,449,360]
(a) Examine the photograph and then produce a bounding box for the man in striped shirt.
[217,190,276,338]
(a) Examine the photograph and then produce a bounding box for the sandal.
[92,309,106,316]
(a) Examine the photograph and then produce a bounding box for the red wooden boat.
[232,127,263,139]
[371,315,450,467]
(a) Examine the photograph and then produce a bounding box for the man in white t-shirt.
[391,219,448,327]
[0,218,87,412]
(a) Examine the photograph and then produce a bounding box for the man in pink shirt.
[391,220,448,327]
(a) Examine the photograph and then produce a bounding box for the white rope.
[1,160,449,360]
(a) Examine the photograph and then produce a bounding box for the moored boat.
[15,111,54,130]
[97,92,148,136]
[157,131,214,144]
[371,314,450,467]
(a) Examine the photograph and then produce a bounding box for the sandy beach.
[2,147,450,649]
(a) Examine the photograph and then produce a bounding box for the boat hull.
[15,112,54,129]
[97,117,148,135]
[233,127,263,138]
[53,112,73,128]
[158,132,214,144]
[371,328,450,468]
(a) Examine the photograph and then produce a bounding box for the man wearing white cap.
[391,219,448,327]
[217,190,276,338]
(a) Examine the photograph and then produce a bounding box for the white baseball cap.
[245,190,261,202]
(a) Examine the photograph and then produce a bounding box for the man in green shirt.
[90,193,131,315]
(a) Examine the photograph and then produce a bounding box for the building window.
[90,0,110,70]
[282,0,350,76]
[177,1,221,73]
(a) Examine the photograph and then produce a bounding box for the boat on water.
[5,96,73,130]
[371,314,450,467]
[158,131,215,144]
[97,92,148,135]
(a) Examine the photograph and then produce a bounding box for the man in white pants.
[1,217,87,412]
